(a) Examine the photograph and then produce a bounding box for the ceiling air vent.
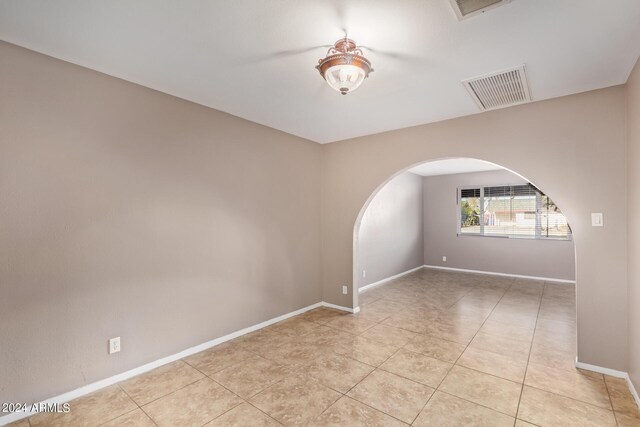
[462,65,531,111]
[449,0,511,20]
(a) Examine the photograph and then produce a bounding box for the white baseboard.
[322,301,360,314]
[630,377,640,411]
[575,359,628,378]
[0,300,356,426]
[359,265,425,293]
[576,358,640,410]
[357,265,575,294]
[423,265,576,284]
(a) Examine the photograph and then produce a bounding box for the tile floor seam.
[409,384,436,425]
[317,344,421,423]
[515,417,543,427]
[513,279,544,422]
[612,412,623,427]
[406,331,467,346]
[340,394,412,425]
[444,284,477,310]
[471,329,533,347]
[347,364,438,405]
[433,278,522,418]
[323,323,376,337]
[94,405,142,427]
[181,357,216,376]
[311,390,347,421]
[341,346,404,395]
[326,349,380,369]
[315,383,347,397]
[448,288,510,368]
[431,389,518,419]
[245,401,286,426]
[450,364,524,385]
[129,400,159,427]
[129,374,208,410]
[241,340,307,366]
[137,406,160,427]
[375,350,451,389]
[316,394,412,426]
[207,368,284,402]
[113,384,159,427]
[527,360,609,381]
[378,322,419,336]
[194,396,245,427]
[304,385,344,425]
[248,370,345,415]
[523,383,617,413]
[447,283,511,359]
[611,410,623,427]
[143,375,244,427]
[244,376,292,403]
[601,371,618,413]
[203,371,250,400]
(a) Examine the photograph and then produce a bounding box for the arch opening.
[352,156,577,356]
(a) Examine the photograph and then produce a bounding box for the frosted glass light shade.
[324,64,366,95]
[316,39,372,95]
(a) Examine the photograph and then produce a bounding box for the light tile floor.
[13,269,640,426]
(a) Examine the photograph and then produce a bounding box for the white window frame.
[456,184,571,241]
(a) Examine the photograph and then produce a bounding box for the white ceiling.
[1,1,639,143]
[408,158,503,176]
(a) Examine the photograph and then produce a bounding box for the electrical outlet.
[362,270,366,278]
[442,256,447,262]
[109,337,121,354]
[342,285,348,295]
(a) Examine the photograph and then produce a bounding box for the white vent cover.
[449,0,511,20]
[462,65,531,111]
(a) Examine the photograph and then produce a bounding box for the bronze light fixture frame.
[316,38,373,95]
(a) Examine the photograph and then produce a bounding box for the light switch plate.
[109,337,121,354]
[591,213,603,227]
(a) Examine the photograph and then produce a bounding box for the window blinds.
[460,188,480,198]
[458,184,571,240]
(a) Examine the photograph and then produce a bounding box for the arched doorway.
[350,157,578,381]
[352,157,577,310]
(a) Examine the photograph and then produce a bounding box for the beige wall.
[323,87,628,370]
[357,172,424,288]
[0,41,322,404]
[423,169,576,281]
[1,39,635,407]
[627,57,640,391]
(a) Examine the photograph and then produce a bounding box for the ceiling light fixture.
[316,38,373,95]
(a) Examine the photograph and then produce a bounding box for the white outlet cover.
[591,213,604,227]
[362,270,366,278]
[109,337,121,354]
[342,285,348,295]
[442,256,447,262]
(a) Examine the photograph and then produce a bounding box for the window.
[458,184,571,240]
